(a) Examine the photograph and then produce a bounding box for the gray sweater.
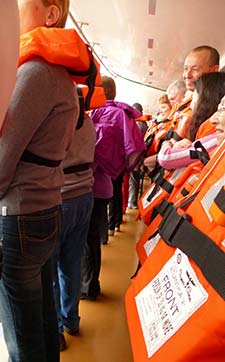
[0,58,79,215]
[61,114,96,200]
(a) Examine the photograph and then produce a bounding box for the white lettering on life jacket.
[135,249,208,358]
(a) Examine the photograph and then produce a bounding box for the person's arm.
[157,133,217,169]
[143,154,157,170]
[0,1,19,129]
[0,60,56,198]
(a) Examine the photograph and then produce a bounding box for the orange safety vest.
[148,97,192,155]
[19,27,101,87]
[126,141,225,362]
[137,167,185,225]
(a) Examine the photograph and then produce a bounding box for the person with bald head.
[183,45,219,92]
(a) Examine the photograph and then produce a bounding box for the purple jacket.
[91,100,146,198]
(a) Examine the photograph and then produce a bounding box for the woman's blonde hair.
[42,0,70,28]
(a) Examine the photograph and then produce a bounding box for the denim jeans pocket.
[18,208,61,265]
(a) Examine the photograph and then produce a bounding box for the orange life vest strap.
[158,205,225,300]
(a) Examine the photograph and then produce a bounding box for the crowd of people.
[0,1,224,362]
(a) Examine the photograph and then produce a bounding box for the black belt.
[158,205,225,300]
[63,163,91,174]
[21,149,61,167]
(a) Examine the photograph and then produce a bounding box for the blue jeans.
[0,205,61,362]
[53,192,93,333]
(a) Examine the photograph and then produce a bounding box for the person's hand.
[161,140,173,148]
[172,138,192,149]
[143,155,157,168]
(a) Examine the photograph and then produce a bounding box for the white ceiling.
[68,0,225,112]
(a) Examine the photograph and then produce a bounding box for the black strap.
[147,177,173,202]
[190,141,210,165]
[158,206,225,300]
[76,87,85,130]
[84,56,97,110]
[155,199,174,217]
[63,162,91,174]
[155,192,199,217]
[157,128,182,152]
[68,47,97,111]
[145,133,155,150]
[166,128,182,142]
[176,99,191,112]
[21,149,61,167]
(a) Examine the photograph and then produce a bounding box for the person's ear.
[211,64,219,72]
[45,5,61,27]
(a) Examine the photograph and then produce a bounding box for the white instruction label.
[135,249,208,358]
[144,233,161,257]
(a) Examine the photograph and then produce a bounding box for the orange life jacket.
[77,86,106,110]
[136,114,152,122]
[148,97,192,155]
[137,167,185,225]
[137,140,211,262]
[196,118,216,138]
[126,141,225,362]
[19,27,101,109]
[136,159,205,263]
